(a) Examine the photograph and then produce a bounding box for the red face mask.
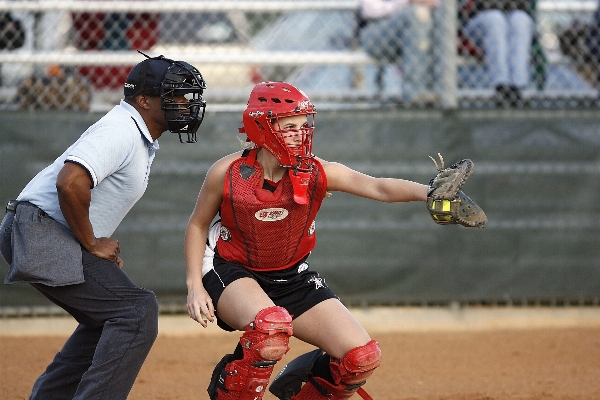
[239,82,317,204]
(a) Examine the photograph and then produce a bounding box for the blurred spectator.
[2,5,72,111]
[588,3,600,77]
[459,0,537,107]
[38,4,71,52]
[358,0,441,105]
[17,64,91,111]
[558,0,600,88]
[0,12,25,51]
[0,11,34,87]
[0,11,25,86]
[72,12,159,89]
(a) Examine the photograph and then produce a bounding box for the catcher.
[184,81,486,400]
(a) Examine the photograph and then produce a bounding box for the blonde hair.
[237,135,255,150]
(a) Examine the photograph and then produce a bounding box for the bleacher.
[0,0,598,110]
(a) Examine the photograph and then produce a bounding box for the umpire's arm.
[56,161,122,266]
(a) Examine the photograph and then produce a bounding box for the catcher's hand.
[426,153,487,228]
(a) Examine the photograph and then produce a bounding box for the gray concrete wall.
[2,109,600,307]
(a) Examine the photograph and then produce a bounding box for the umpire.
[0,54,207,399]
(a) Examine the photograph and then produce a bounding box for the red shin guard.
[212,306,293,400]
[291,340,381,400]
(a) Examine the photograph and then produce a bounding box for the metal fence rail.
[0,0,598,110]
[0,1,360,12]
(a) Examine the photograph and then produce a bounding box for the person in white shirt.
[358,0,441,105]
[0,54,207,400]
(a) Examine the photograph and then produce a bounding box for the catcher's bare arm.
[320,159,428,203]
[426,154,488,228]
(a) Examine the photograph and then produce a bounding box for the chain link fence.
[0,0,598,111]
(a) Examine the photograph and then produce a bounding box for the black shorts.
[203,251,339,332]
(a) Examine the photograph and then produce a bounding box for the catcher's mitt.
[426,153,487,228]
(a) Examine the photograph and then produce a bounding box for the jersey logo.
[308,276,325,290]
[308,220,315,236]
[255,207,289,222]
[219,225,232,242]
[298,262,309,273]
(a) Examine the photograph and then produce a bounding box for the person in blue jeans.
[0,54,207,399]
[460,0,535,107]
[358,0,441,105]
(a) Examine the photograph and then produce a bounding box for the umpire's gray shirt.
[17,100,159,238]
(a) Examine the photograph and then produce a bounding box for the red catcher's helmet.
[239,82,317,204]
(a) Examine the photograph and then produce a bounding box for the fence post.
[436,0,458,109]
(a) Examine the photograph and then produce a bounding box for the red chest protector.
[218,148,328,271]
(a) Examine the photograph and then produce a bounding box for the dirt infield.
[2,307,600,400]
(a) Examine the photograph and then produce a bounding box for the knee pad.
[270,340,381,400]
[241,305,294,362]
[208,306,293,400]
[330,340,381,386]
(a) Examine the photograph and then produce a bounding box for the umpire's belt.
[6,200,19,213]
